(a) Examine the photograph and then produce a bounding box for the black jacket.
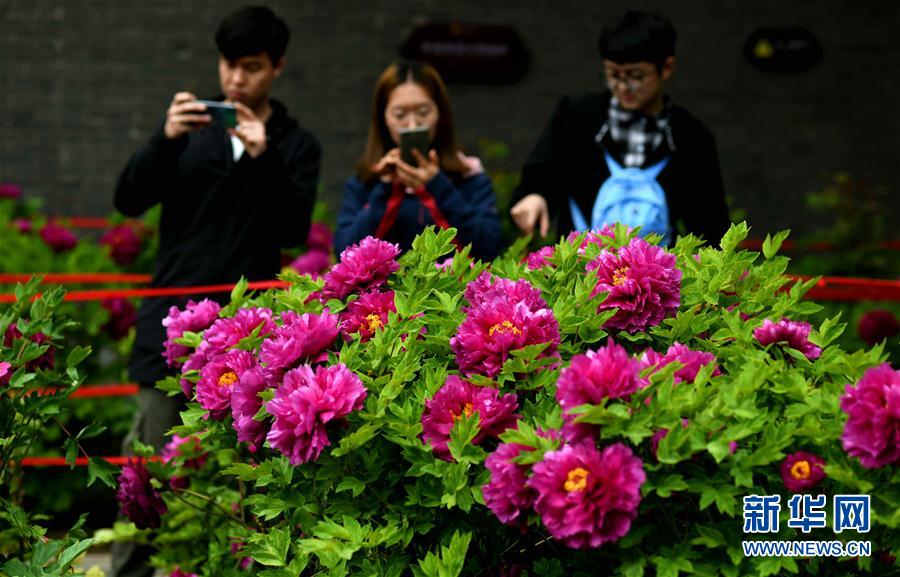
[114,99,321,384]
[512,92,730,244]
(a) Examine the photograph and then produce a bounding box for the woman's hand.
[372,148,401,182]
[395,149,440,191]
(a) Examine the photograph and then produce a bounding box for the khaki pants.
[110,386,185,577]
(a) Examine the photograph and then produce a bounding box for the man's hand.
[164,92,210,139]
[510,193,550,237]
[229,102,267,158]
[395,149,440,191]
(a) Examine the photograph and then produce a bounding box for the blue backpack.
[569,151,671,245]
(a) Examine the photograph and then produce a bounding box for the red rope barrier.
[54,217,113,229]
[0,279,290,303]
[20,455,160,467]
[70,384,139,398]
[0,273,152,285]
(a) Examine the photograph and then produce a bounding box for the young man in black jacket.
[510,10,729,246]
[111,7,320,576]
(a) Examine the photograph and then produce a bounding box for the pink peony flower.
[196,349,256,419]
[13,218,32,234]
[101,297,136,340]
[483,441,537,525]
[780,451,826,492]
[116,458,167,530]
[290,249,332,279]
[340,290,396,341]
[99,224,142,266]
[858,309,900,347]
[587,237,681,333]
[0,362,10,382]
[231,367,272,452]
[322,237,400,300]
[162,299,221,368]
[525,246,555,270]
[639,342,720,384]
[170,568,198,577]
[463,272,548,313]
[753,318,821,360]
[528,442,645,549]
[451,298,560,378]
[258,310,339,382]
[39,223,77,253]
[162,435,205,469]
[420,375,519,461]
[306,222,333,251]
[557,340,646,411]
[0,183,22,199]
[840,363,900,468]
[266,363,367,465]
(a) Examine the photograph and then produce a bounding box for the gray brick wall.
[1,0,898,237]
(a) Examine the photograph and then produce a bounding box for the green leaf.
[336,477,366,497]
[248,526,291,567]
[412,530,471,577]
[761,230,790,260]
[30,539,63,567]
[87,457,121,488]
[53,538,94,571]
[231,276,249,301]
[65,345,92,368]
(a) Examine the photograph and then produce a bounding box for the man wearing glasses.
[510,10,730,246]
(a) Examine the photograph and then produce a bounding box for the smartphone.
[399,126,430,166]
[195,100,238,129]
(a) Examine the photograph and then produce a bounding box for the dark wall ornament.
[400,23,530,85]
[744,27,823,73]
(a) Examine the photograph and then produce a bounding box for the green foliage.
[122,225,896,576]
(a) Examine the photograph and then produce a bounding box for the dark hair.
[356,60,466,182]
[215,6,289,64]
[598,10,676,70]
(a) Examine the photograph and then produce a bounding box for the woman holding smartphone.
[334,60,502,260]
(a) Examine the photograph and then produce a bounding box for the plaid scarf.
[607,96,672,168]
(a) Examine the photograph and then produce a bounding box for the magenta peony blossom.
[196,349,256,419]
[170,568,198,577]
[162,299,221,368]
[290,249,332,279]
[0,183,22,199]
[258,310,339,382]
[483,441,537,525]
[840,363,900,468]
[13,218,32,234]
[780,451,826,492]
[639,342,720,384]
[2,324,55,382]
[39,223,78,253]
[525,246,556,270]
[101,297,136,340]
[858,309,900,347]
[587,237,681,333]
[266,363,367,465]
[420,375,519,461]
[306,222,333,251]
[463,272,548,313]
[116,458,167,530]
[451,298,560,378]
[557,340,646,412]
[340,290,396,341]
[753,318,821,360]
[0,362,10,383]
[528,442,645,549]
[322,236,400,300]
[162,435,205,468]
[100,224,142,266]
[231,367,272,452]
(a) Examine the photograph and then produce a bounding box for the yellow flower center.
[489,320,521,338]
[453,402,475,421]
[218,371,238,387]
[790,460,811,480]
[366,313,383,333]
[564,467,590,493]
[612,266,630,286]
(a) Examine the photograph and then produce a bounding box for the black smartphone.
[195,100,238,129]
[399,126,430,166]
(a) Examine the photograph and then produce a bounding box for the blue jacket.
[334,169,503,261]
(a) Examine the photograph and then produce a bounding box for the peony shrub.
[116,224,898,577]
